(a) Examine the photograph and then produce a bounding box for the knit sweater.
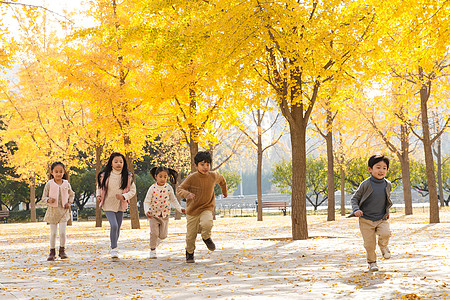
[177,171,227,216]
[96,169,136,212]
[143,183,182,218]
[360,176,388,221]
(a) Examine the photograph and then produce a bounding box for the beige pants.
[50,221,67,248]
[186,210,213,254]
[359,217,391,263]
[149,216,169,249]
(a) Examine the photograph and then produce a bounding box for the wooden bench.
[256,200,290,216]
[0,210,9,223]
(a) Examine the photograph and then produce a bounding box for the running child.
[42,161,75,261]
[144,166,185,259]
[96,152,136,258]
[349,154,393,272]
[177,151,227,263]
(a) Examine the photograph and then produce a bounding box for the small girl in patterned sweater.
[144,166,185,259]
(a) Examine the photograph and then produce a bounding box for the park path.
[0,209,449,299]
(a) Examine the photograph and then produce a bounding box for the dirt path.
[0,208,449,299]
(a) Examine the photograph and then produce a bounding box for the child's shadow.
[340,269,390,290]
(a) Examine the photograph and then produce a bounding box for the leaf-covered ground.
[0,208,449,299]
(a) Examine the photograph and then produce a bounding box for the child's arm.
[143,186,153,218]
[177,176,195,200]
[216,173,228,198]
[168,186,185,214]
[120,181,137,202]
[66,182,75,209]
[350,182,365,217]
[42,182,54,204]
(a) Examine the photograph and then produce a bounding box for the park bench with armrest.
[0,210,9,223]
[256,200,290,216]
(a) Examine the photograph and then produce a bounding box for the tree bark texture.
[125,151,140,229]
[95,145,103,227]
[257,110,263,221]
[340,167,345,216]
[419,68,439,223]
[290,124,308,240]
[435,138,444,207]
[29,173,36,222]
[399,124,413,215]
[325,108,335,221]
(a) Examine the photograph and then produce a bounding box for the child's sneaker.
[186,251,195,263]
[110,248,119,258]
[368,262,379,272]
[381,247,391,259]
[203,238,216,251]
[149,249,157,259]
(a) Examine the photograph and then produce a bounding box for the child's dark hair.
[49,161,67,180]
[194,151,212,165]
[368,154,390,170]
[97,152,130,190]
[150,166,178,184]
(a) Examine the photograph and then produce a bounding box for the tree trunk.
[399,155,413,215]
[325,108,335,221]
[95,144,103,227]
[435,138,444,206]
[125,150,140,229]
[399,124,413,215]
[174,172,182,220]
[30,173,36,222]
[340,167,345,216]
[290,122,308,240]
[256,109,263,221]
[419,69,439,223]
[189,135,199,173]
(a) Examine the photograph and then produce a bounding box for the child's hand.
[96,196,101,203]
[48,198,56,204]
[145,211,152,219]
[64,203,70,209]
[116,194,125,201]
[181,208,186,214]
[186,193,195,200]
[354,210,363,217]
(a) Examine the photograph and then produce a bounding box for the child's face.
[195,161,210,175]
[51,165,65,182]
[155,171,168,186]
[368,161,388,180]
[112,156,124,172]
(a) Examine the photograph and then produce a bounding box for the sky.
[3,0,93,30]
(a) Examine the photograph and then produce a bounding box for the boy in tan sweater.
[177,151,227,263]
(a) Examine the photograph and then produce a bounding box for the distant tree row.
[0,0,449,239]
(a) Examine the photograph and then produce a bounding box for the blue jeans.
[104,211,123,249]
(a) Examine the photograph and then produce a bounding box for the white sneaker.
[111,248,119,258]
[369,262,379,272]
[381,247,391,259]
[149,250,157,259]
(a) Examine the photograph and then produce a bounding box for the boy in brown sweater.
[177,151,227,263]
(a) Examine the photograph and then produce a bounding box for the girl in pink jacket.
[42,161,75,261]
[96,152,136,258]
